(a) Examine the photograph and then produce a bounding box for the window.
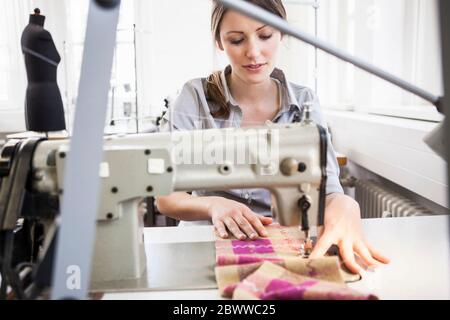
[134,0,214,123]
[278,0,318,91]
[64,0,138,132]
[316,0,442,121]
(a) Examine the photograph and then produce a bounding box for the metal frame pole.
[51,0,121,300]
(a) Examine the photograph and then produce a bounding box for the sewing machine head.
[0,119,327,289]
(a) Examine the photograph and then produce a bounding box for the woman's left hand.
[309,193,390,274]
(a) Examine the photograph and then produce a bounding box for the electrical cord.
[2,231,27,299]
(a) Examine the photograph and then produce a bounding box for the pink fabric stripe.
[223,284,237,297]
[231,239,275,254]
[237,255,282,264]
[216,255,284,266]
[261,280,318,300]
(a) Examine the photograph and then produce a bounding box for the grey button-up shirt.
[159,65,343,217]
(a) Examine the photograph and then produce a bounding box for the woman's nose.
[245,40,261,59]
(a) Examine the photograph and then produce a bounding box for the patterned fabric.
[215,257,345,298]
[216,225,309,266]
[214,224,373,300]
[232,262,377,300]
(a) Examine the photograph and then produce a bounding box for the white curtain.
[134,0,214,122]
[316,0,442,121]
[0,0,31,112]
[278,1,318,92]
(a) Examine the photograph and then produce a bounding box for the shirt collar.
[220,65,302,113]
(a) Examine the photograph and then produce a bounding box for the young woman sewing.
[156,0,390,274]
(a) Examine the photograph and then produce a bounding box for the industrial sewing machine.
[0,113,327,297]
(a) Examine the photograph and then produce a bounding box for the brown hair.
[206,0,287,118]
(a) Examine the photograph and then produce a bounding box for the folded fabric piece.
[215,256,345,298]
[214,224,369,299]
[232,262,377,300]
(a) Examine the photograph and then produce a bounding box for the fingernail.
[250,233,257,239]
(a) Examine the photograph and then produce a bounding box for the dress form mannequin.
[21,8,66,132]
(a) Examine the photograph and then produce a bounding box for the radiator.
[354,180,433,218]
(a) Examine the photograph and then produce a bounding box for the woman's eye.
[230,39,244,45]
[260,34,273,40]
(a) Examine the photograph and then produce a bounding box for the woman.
[157,0,389,274]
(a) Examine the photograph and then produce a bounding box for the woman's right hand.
[207,197,273,240]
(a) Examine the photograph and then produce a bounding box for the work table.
[103,215,450,300]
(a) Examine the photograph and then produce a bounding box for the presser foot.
[300,230,314,258]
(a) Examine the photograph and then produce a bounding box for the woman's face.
[218,10,282,85]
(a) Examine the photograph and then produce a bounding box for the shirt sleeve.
[303,89,344,195]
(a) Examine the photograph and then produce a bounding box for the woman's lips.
[243,63,266,72]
